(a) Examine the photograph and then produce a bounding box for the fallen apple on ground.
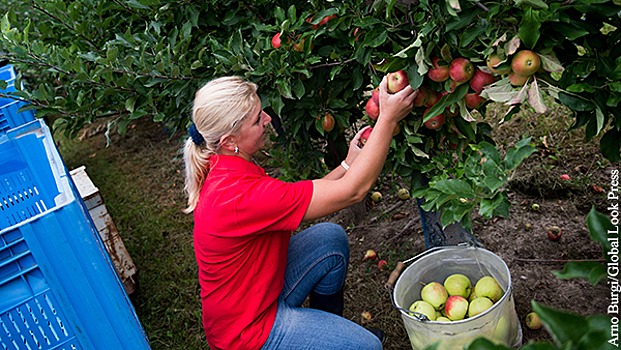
[547,226,562,241]
[397,188,410,200]
[370,191,382,203]
[525,312,543,330]
[363,249,377,261]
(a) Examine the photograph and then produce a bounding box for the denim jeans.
[261,222,383,350]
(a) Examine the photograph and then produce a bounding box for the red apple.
[511,50,541,77]
[423,108,445,130]
[428,57,450,82]
[444,295,469,321]
[465,93,486,109]
[449,57,474,83]
[413,86,431,107]
[486,53,511,75]
[322,113,335,132]
[377,259,388,270]
[508,72,529,86]
[424,90,441,107]
[547,226,562,241]
[469,68,498,94]
[360,127,373,147]
[387,70,409,93]
[371,86,380,105]
[271,33,281,49]
[559,174,571,181]
[365,98,379,120]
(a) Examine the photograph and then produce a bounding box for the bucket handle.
[384,247,447,321]
[384,244,476,321]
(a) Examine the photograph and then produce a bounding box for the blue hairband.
[188,123,206,146]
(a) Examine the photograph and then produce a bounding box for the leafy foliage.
[1,0,619,229]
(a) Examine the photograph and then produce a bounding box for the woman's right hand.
[377,76,418,124]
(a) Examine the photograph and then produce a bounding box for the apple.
[271,33,281,49]
[377,259,388,270]
[525,312,543,330]
[361,310,373,321]
[363,249,378,261]
[436,316,451,322]
[508,71,530,86]
[444,295,468,321]
[474,276,503,303]
[486,53,511,75]
[360,127,373,147]
[420,282,448,310]
[449,57,474,83]
[423,108,445,130]
[531,203,540,211]
[465,93,485,109]
[371,86,380,105]
[559,174,571,181]
[467,290,477,302]
[425,90,441,107]
[428,57,450,82]
[511,50,541,77]
[397,188,411,200]
[370,191,382,203]
[468,297,494,318]
[444,273,472,298]
[413,86,432,107]
[365,98,380,120]
[469,68,498,94]
[547,226,562,241]
[322,113,335,132]
[409,300,437,321]
[387,70,409,93]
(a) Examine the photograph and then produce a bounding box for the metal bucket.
[387,246,522,349]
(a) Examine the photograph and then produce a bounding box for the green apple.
[474,276,504,303]
[525,312,542,330]
[409,300,437,321]
[444,295,468,321]
[468,297,494,318]
[436,316,451,322]
[370,191,382,203]
[397,188,411,200]
[421,282,448,310]
[444,273,472,298]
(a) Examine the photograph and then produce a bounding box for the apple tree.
[0,0,619,231]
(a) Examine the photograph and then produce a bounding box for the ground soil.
[61,105,614,349]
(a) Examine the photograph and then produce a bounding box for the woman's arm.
[303,77,417,221]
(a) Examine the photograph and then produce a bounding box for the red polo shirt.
[193,155,313,350]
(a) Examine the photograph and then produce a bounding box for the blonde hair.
[183,76,259,213]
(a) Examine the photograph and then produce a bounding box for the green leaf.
[552,261,606,285]
[558,92,595,112]
[600,129,621,163]
[518,8,541,49]
[586,207,614,252]
[514,0,548,9]
[1,13,10,33]
[531,301,587,346]
[433,179,474,197]
[464,337,511,350]
[504,137,536,170]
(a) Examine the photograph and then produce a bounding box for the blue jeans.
[261,222,383,350]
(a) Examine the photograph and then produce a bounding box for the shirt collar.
[208,154,266,176]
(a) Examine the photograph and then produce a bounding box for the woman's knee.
[313,222,349,255]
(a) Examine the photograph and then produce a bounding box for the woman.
[183,75,417,350]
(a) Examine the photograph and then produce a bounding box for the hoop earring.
[234,146,239,154]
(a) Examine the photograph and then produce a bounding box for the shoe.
[366,328,386,345]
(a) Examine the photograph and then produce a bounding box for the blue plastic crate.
[0,65,36,134]
[0,119,151,350]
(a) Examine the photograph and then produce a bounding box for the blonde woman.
[183,75,417,350]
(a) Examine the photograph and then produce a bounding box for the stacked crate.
[0,65,150,349]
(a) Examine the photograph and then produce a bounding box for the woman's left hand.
[344,126,371,166]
